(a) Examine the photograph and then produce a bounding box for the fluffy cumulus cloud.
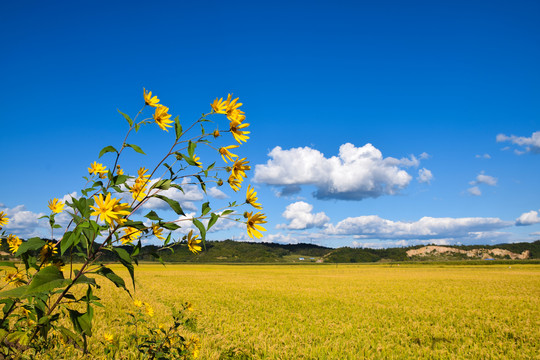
[324,215,512,240]
[277,201,329,230]
[417,168,433,184]
[497,131,540,154]
[516,210,540,226]
[255,143,427,200]
[207,187,228,199]
[467,186,482,196]
[1,205,48,238]
[470,172,497,186]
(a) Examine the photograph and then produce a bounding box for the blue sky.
[1,0,539,248]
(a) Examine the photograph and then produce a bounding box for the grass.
[53,263,540,359]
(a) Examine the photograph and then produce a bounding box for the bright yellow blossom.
[232,158,250,180]
[218,145,239,163]
[143,88,160,107]
[116,165,124,175]
[130,181,147,201]
[0,211,9,227]
[229,120,250,144]
[227,174,242,192]
[121,227,141,245]
[104,333,114,344]
[246,185,262,209]
[109,201,131,227]
[245,211,267,239]
[39,242,58,263]
[136,167,151,182]
[211,97,228,114]
[88,161,107,176]
[3,272,25,287]
[90,193,123,224]
[225,95,242,117]
[186,230,202,254]
[193,154,202,168]
[7,234,22,253]
[152,224,165,240]
[48,198,64,214]
[153,105,173,131]
[144,303,154,317]
[133,300,143,308]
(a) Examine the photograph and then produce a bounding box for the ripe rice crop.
[50,264,539,359]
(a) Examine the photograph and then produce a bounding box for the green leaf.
[154,195,185,215]
[174,116,182,140]
[188,141,196,158]
[170,184,184,193]
[96,266,128,292]
[201,202,211,216]
[98,145,118,158]
[192,218,206,241]
[118,109,133,127]
[113,248,135,289]
[68,307,93,337]
[181,154,199,167]
[195,175,206,193]
[112,174,129,186]
[15,237,45,257]
[161,222,180,231]
[208,213,219,230]
[144,210,163,221]
[163,163,174,178]
[150,179,172,191]
[221,209,234,216]
[126,143,146,155]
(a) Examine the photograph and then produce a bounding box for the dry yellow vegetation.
[57,264,539,359]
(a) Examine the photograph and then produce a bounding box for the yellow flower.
[130,181,147,201]
[0,211,9,227]
[245,212,267,239]
[152,224,165,240]
[88,161,107,176]
[39,242,58,263]
[218,145,239,163]
[153,105,173,131]
[229,120,250,144]
[232,158,250,180]
[211,97,228,114]
[109,201,131,227]
[116,165,124,175]
[3,272,25,287]
[133,300,143,308]
[193,154,202,168]
[225,95,243,118]
[7,234,22,253]
[136,167,151,182]
[227,174,242,192]
[104,333,114,344]
[143,88,160,107]
[48,198,64,214]
[246,185,262,209]
[121,227,141,244]
[186,230,202,254]
[144,303,154,317]
[90,193,123,224]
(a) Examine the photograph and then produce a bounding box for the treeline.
[2,238,539,263]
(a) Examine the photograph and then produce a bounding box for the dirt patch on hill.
[406,246,530,260]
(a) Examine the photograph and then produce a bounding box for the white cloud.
[417,168,433,184]
[469,171,497,186]
[497,131,540,154]
[468,186,482,196]
[419,152,431,160]
[516,210,540,226]
[207,187,228,199]
[277,201,329,230]
[324,215,512,240]
[475,154,491,159]
[254,143,422,200]
[1,205,48,238]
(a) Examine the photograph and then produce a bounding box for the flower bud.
[217,179,223,186]
[213,129,220,138]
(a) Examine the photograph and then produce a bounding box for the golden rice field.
[58,264,539,359]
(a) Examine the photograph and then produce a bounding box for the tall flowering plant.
[0,90,266,357]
